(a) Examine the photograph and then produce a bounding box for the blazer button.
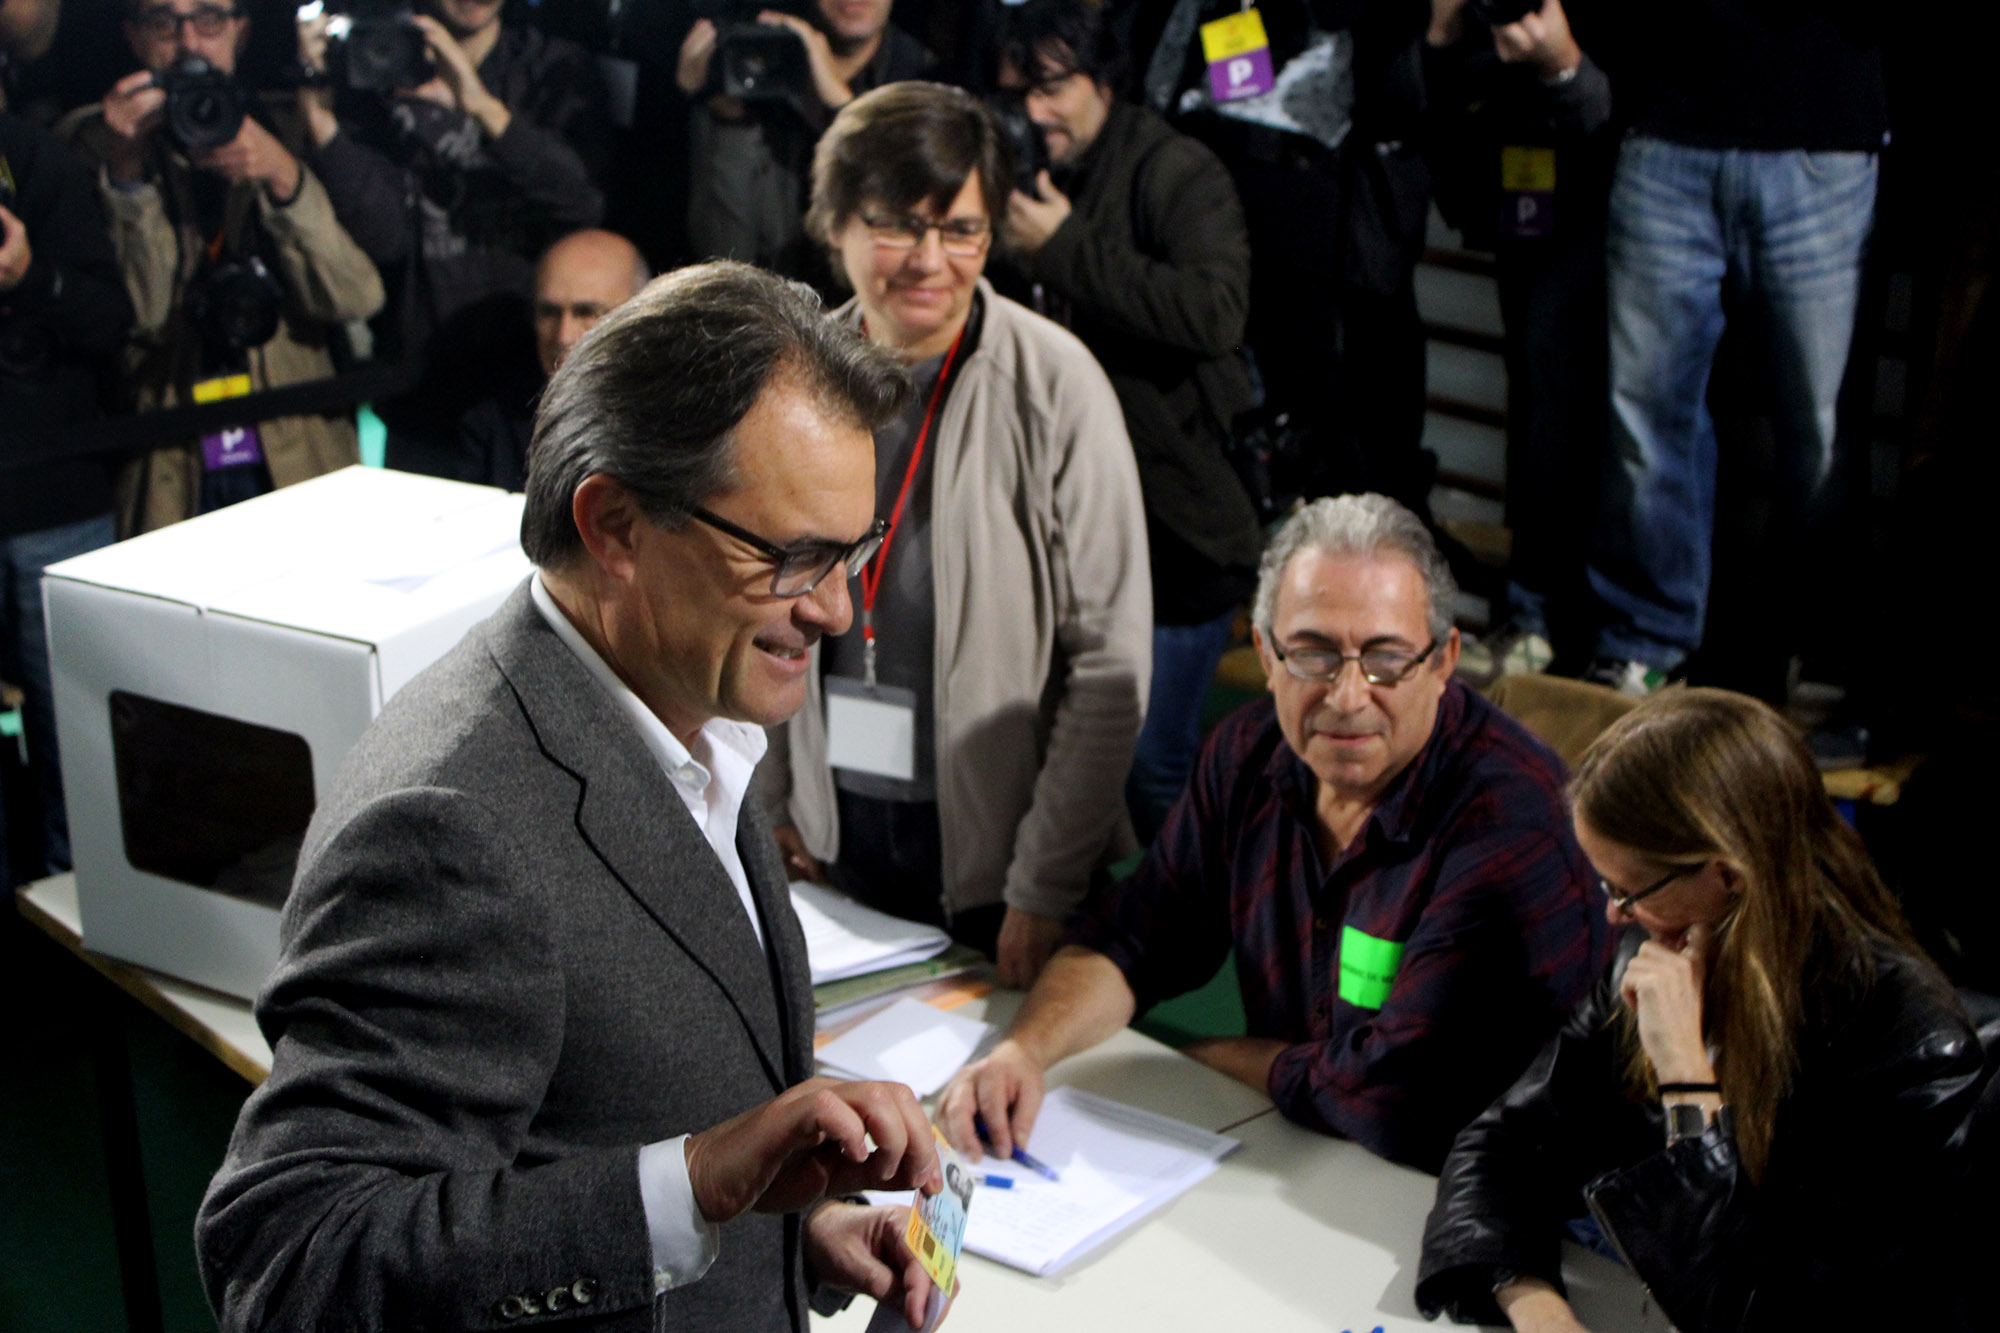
[520,1293,543,1316]
[572,1277,598,1305]
[545,1285,569,1313]
[497,1295,526,1320]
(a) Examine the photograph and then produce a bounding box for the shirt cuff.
[637,1135,720,1294]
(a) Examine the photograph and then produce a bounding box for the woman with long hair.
[1417,687,1983,1331]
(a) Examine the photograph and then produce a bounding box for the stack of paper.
[961,1087,1240,1275]
[791,881,953,985]
[817,996,998,1097]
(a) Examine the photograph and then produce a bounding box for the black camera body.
[987,97,1049,198]
[189,256,285,358]
[154,55,248,154]
[716,21,812,104]
[328,1,433,93]
[1469,0,1542,29]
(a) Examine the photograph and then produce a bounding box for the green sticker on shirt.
[1338,926,1405,1010]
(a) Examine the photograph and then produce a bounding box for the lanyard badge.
[1499,145,1557,238]
[1199,7,1275,102]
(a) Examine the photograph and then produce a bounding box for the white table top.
[817,1014,1669,1333]
[17,873,273,1083]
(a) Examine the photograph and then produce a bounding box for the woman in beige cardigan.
[764,82,1151,988]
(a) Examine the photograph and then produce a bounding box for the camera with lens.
[189,256,285,358]
[152,54,249,154]
[715,21,813,105]
[321,0,433,93]
[986,96,1049,198]
[1468,0,1542,28]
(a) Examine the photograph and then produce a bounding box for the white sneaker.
[1460,624,1554,685]
[1583,657,1670,699]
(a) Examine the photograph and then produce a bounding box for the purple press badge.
[1200,10,1275,102]
[201,425,265,471]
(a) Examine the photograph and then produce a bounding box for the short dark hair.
[806,81,1013,254]
[996,0,1130,95]
[520,260,911,569]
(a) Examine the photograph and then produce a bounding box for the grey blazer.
[197,582,818,1331]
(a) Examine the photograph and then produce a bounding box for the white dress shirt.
[529,574,773,1292]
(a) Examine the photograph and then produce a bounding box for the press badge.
[1499,145,1556,238]
[825,676,917,782]
[1199,8,1274,102]
[190,373,266,470]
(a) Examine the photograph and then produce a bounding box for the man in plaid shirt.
[939,494,1612,1173]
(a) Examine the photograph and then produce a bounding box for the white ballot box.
[45,466,531,999]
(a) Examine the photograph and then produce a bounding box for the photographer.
[1,106,132,885]
[992,0,1261,838]
[61,0,384,531]
[677,0,928,280]
[297,0,608,475]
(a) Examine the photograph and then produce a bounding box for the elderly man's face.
[623,375,876,739]
[1255,549,1459,809]
[534,234,643,377]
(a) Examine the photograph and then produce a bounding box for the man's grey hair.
[1251,493,1459,643]
[521,261,911,569]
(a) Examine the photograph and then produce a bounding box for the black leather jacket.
[1417,928,1983,1332]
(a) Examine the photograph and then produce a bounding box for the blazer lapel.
[483,584,789,1090]
[738,798,816,1084]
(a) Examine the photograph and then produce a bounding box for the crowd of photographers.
[2,0,1898,898]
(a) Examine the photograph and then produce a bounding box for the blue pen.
[973,1114,1062,1182]
[977,1173,1017,1190]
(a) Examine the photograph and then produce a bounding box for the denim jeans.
[1127,606,1239,841]
[1589,136,1877,667]
[1,512,117,887]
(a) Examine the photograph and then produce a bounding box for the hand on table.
[1620,921,1716,1085]
[805,1200,958,1330]
[684,1076,940,1222]
[994,906,1064,989]
[773,824,828,884]
[936,1036,1044,1162]
[1498,1275,1594,1333]
[1180,1035,1286,1093]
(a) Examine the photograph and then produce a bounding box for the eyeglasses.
[131,5,241,39]
[688,507,888,598]
[858,212,992,257]
[1600,862,1703,914]
[1267,637,1441,686]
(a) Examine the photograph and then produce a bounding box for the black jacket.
[0,111,132,538]
[1021,100,1261,621]
[1417,929,1984,1332]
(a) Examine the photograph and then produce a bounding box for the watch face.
[1665,1102,1709,1143]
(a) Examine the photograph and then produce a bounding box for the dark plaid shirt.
[1074,681,1611,1173]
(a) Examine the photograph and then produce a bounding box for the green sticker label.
[1338,926,1405,1010]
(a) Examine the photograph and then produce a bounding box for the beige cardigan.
[764,285,1152,923]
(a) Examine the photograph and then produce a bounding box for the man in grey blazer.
[197,262,943,1330]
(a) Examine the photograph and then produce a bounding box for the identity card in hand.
[905,1125,976,1296]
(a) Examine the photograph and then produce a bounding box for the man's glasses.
[1267,637,1441,687]
[132,5,241,39]
[688,508,888,598]
[1600,862,1702,914]
[859,212,992,257]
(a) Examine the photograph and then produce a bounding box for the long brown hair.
[1569,688,1918,1180]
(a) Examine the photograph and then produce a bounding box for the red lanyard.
[858,322,966,684]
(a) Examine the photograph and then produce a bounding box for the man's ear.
[1252,623,1276,693]
[570,474,645,581]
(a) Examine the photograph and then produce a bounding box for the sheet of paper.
[816,997,996,1097]
[790,881,952,985]
[959,1087,1240,1275]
